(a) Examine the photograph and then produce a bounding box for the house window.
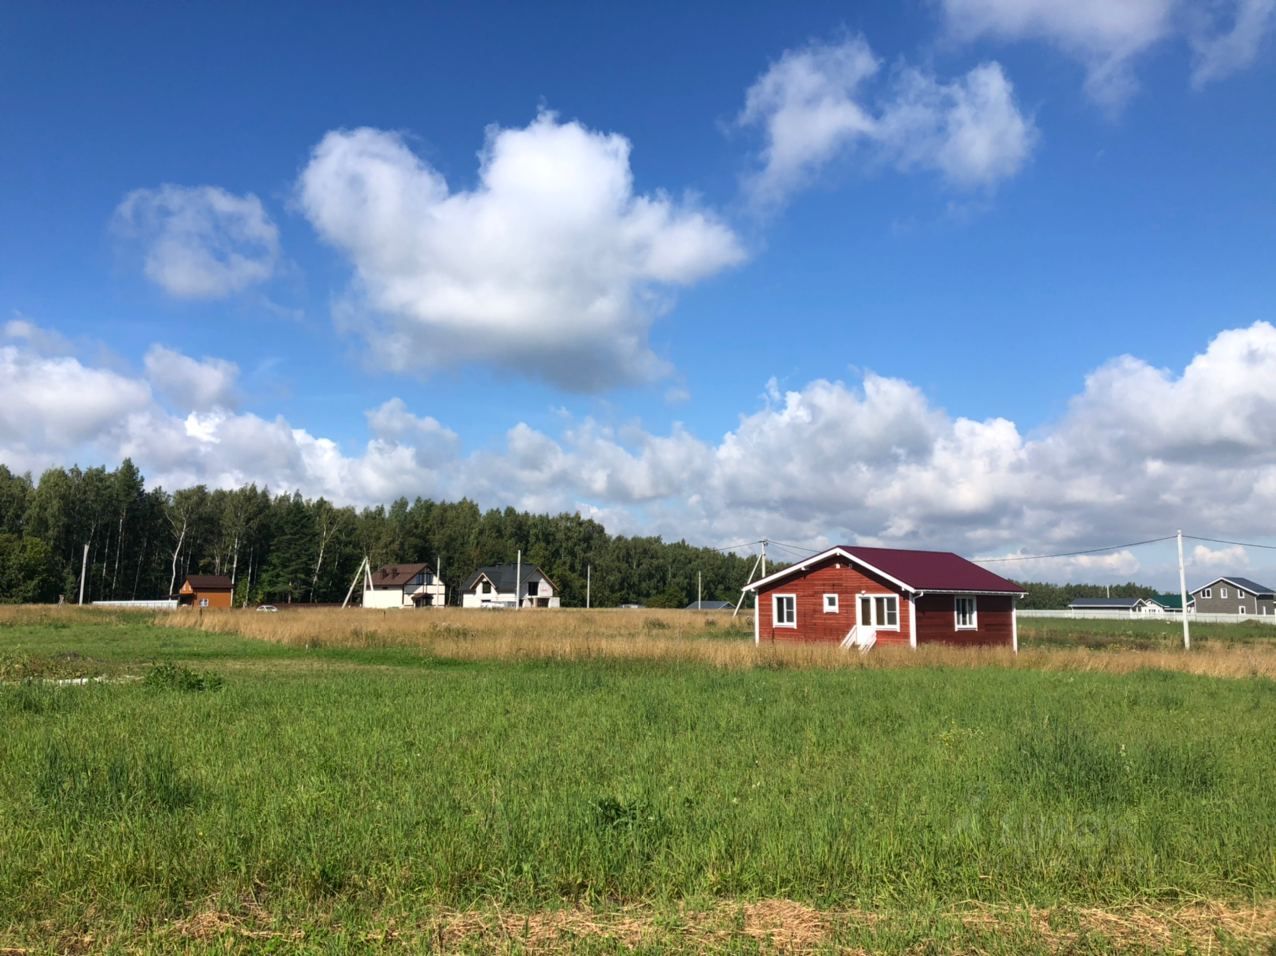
[773,594,796,627]
[1203,588,1212,599]
[527,580,539,596]
[856,594,899,630]
[1239,606,1247,616]
[199,598,209,608]
[481,581,492,594]
[823,593,839,613]
[1221,587,1228,599]
[955,596,977,629]
[1237,589,1245,598]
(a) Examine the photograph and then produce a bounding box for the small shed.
[177,574,233,609]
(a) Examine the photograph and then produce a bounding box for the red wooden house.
[744,546,1026,651]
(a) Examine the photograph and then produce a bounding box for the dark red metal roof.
[183,574,232,591]
[841,546,1023,593]
[371,562,433,587]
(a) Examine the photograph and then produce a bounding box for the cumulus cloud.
[365,398,460,467]
[0,343,152,474]
[738,36,1036,207]
[112,185,279,298]
[941,0,1273,106]
[296,114,744,391]
[144,345,239,411]
[9,320,1276,586]
[1192,543,1249,567]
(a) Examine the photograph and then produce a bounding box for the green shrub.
[143,662,224,692]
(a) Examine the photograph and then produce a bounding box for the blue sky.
[3,1,1275,586]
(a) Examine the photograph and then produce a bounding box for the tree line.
[1011,580,1162,610]
[0,460,764,608]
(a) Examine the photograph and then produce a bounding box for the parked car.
[255,604,278,613]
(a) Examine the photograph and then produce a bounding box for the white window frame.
[1221,587,1228,599]
[954,595,978,630]
[1237,589,1245,598]
[1203,587,1212,599]
[1239,605,1247,616]
[823,593,839,614]
[199,598,209,608]
[773,593,797,628]
[856,593,900,631]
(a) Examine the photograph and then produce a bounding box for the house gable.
[754,556,911,646]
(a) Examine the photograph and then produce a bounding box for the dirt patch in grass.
[146,899,1276,953]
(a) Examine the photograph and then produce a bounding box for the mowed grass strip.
[2,611,1276,953]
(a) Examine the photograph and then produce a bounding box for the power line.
[973,535,1176,564]
[767,542,815,562]
[768,539,824,556]
[706,539,764,553]
[1183,534,1276,552]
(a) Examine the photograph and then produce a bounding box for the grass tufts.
[35,742,200,815]
[143,662,224,692]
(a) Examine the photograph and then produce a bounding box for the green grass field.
[2,610,1275,953]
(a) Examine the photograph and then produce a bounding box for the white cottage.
[362,562,445,609]
[461,564,559,608]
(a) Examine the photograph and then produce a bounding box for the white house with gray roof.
[461,564,560,608]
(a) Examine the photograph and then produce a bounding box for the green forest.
[0,460,1174,609]
[0,461,765,608]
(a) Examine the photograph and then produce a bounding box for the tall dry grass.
[161,606,1276,679]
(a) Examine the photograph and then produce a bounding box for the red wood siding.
[755,558,911,647]
[914,594,1014,647]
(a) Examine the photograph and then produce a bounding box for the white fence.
[90,599,178,611]
[1020,609,1276,625]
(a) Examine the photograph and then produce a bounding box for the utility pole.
[515,549,522,610]
[77,543,89,605]
[586,564,591,609]
[1177,529,1191,650]
[733,539,770,618]
[697,571,702,610]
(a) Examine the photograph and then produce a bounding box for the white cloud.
[365,398,460,467]
[738,36,1036,207]
[10,320,1276,586]
[144,345,239,411]
[296,114,745,391]
[941,0,1273,106]
[877,63,1039,188]
[1192,543,1249,567]
[112,185,279,298]
[3,315,73,355]
[0,344,152,473]
[1190,0,1276,85]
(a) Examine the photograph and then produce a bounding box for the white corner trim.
[1011,597,1019,654]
